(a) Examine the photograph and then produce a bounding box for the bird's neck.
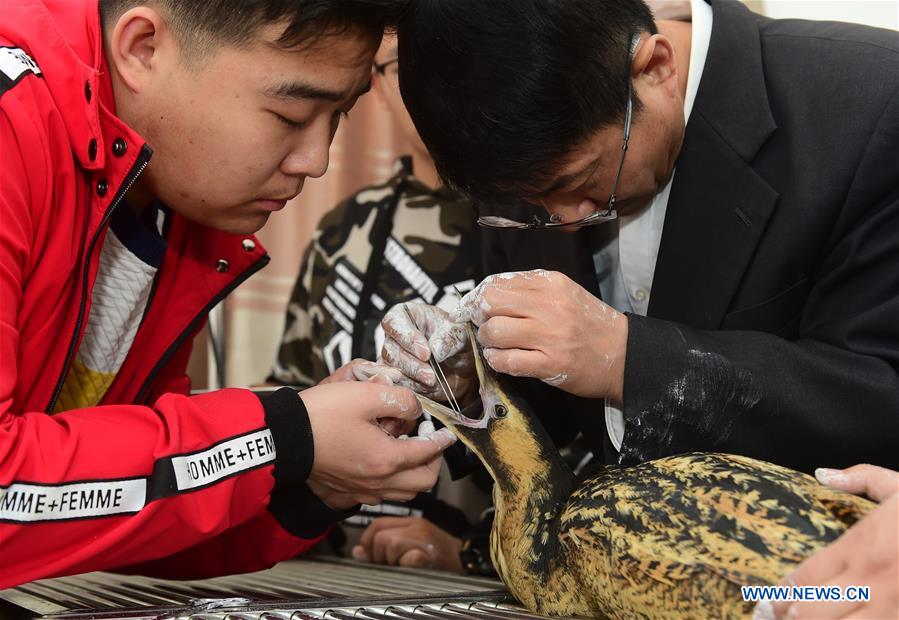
[483,413,574,590]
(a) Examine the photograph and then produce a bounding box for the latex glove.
[455,270,628,401]
[763,464,898,620]
[318,359,416,436]
[318,359,405,385]
[380,302,476,403]
[352,516,464,573]
[300,382,456,509]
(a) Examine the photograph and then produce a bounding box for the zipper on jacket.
[133,253,271,405]
[46,146,153,413]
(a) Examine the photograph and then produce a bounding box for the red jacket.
[0,0,334,587]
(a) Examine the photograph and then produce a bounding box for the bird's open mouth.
[417,393,488,429]
[455,398,488,427]
[416,322,496,429]
[449,321,498,429]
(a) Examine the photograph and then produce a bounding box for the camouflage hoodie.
[269,157,478,387]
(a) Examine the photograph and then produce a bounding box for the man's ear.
[107,7,174,93]
[631,33,678,94]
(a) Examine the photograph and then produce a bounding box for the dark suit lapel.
[648,0,779,329]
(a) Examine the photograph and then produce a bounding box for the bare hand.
[814,464,899,503]
[380,303,477,403]
[299,382,456,509]
[766,464,898,620]
[454,270,628,401]
[352,516,464,573]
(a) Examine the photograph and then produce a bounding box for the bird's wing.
[558,453,873,590]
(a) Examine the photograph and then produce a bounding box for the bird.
[416,323,874,619]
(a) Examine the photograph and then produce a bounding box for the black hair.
[100,0,409,52]
[397,0,656,205]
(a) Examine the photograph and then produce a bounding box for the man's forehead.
[250,19,379,68]
[530,130,616,197]
[257,18,379,51]
[253,26,376,103]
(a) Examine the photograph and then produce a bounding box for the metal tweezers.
[403,303,462,414]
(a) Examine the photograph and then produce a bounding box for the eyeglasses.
[477,74,634,231]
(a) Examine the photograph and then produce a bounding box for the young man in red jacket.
[0,0,456,587]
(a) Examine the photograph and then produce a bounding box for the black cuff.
[270,482,359,538]
[621,314,690,465]
[259,388,359,537]
[258,387,314,485]
[258,387,335,537]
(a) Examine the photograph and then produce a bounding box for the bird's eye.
[494,404,508,418]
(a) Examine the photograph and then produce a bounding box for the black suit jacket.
[480,0,899,473]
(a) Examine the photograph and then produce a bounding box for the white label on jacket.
[0,479,146,522]
[171,429,276,491]
[384,236,440,303]
[0,47,42,82]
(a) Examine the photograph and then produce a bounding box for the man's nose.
[541,193,602,221]
[280,125,331,180]
[539,192,583,217]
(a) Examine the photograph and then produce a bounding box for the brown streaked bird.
[417,324,874,619]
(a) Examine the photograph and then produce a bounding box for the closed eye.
[275,113,307,129]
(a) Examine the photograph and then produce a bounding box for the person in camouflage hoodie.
[268,156,478,386]
[268,35,489,574]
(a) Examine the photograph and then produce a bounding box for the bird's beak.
[416,322,506,430]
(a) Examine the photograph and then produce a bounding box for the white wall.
[758,0,898,31]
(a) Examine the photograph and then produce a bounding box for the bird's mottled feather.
[548,453,871,618]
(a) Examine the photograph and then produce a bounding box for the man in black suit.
[376,0,899,474]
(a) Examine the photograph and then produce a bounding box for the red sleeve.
[0,389,339,588]
[113,492,342,580]
[0,107,339,588]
